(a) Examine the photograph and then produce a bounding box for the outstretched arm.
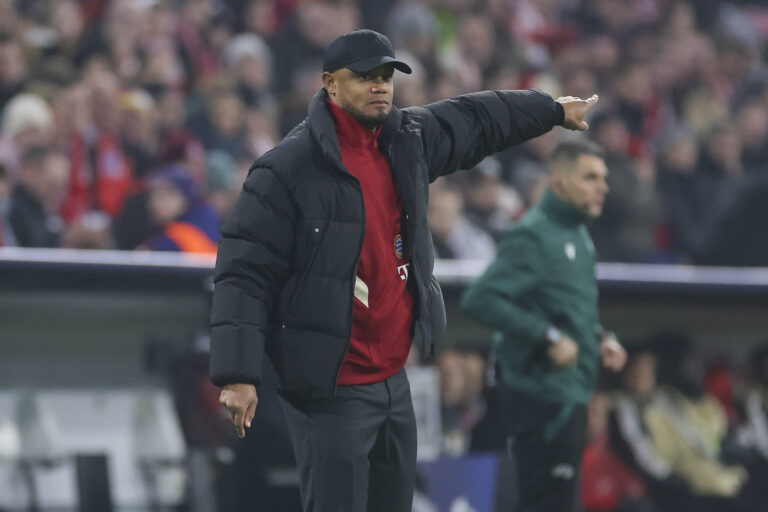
[416,90,599,181]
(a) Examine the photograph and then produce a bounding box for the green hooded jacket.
[461,188,602,406]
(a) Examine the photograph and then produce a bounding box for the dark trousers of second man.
[279,368,417,512]
[500,384,588,512]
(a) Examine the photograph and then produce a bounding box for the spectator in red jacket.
[582,391,652,512]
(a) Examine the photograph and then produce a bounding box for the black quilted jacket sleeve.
[209,166,295,387]
[416,89,564,182]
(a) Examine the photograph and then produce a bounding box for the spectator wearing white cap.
[0,92,55,171]
[224,33,278,117]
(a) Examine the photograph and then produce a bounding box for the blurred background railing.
[3,249,767,389]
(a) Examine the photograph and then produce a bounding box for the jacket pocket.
[272,327,347,402]
[285,218,326,316]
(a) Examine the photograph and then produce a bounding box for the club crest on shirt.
[565,242,576,261]
[551,463,575,480]
[394,234,403,259]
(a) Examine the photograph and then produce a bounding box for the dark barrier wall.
[2,249,768,388]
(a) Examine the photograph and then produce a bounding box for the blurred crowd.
[3,2,768,510]
[434,334,768,512]
[1,0,768,263]
[0,0,760,262]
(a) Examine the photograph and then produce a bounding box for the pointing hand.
[557,94,599,131]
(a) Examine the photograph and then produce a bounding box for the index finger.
[232,407,245,438]
[581,94,598,114]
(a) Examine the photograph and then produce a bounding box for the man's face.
[625,353,657,398]
[0,39,25,86]
[323,64,394,129]
[210,92,244,136]
[149,180,188,225]
[552,154,609,218]
[40,154,70,211]
[20,154,70,212]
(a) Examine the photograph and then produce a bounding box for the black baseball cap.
[323,29,412,74]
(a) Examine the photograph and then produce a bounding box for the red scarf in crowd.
[60,132,135,222]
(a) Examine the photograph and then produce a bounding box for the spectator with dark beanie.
[9,146,69,248]
[142,165,220,254]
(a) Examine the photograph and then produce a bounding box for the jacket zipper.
[332,173,366,392]
[392,130,425,343]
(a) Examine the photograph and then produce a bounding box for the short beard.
[340,99,389,130]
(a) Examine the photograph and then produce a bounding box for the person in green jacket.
[461,139,627,512]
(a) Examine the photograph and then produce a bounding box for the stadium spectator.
[456,12,505,82]
[0,34,27,113]
[243,107,279,160]
[119,89,160,177]
[141,164,220,254]
[0,0,767,265]
[41,0,91,69]
[8,146,69,248]
[269,0,358,93]
[581,391,652,512]
[390,49,427,108]
[461,156,523,241]
[192,80,248,157]
[176,0,221,85]
[590,112,666,262]
[239,0,282,39]
[156,89,208,183]
[223,33,278,115]
[610,346,692,510]
[736,344,768,483]
[427,181,496,260]
[657,127,709,261]
[502,132,561,215]
[0,92,55,171]
[0,0,20,36]
[60,71,135,223]
[386,2,438,78]
[611,336,768,511]
[205,149,243,221]
[734,99,768,174]
[704,360,743,428]
[0,162,14,246]
[437,345,488,456]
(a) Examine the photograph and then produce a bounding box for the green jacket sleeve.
[460,229,550,341]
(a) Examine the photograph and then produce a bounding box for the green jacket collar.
[539,188,588,227]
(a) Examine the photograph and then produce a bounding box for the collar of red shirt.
[326,98,382,152]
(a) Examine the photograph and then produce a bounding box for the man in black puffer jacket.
[211,29,598,512]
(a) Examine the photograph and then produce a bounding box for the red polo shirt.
[327,100,414,386]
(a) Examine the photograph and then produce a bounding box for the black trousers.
[280,369,417,512]
[500,386,588,512]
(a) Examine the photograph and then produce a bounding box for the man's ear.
[322,72,336,97]
[549,171,563,195]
